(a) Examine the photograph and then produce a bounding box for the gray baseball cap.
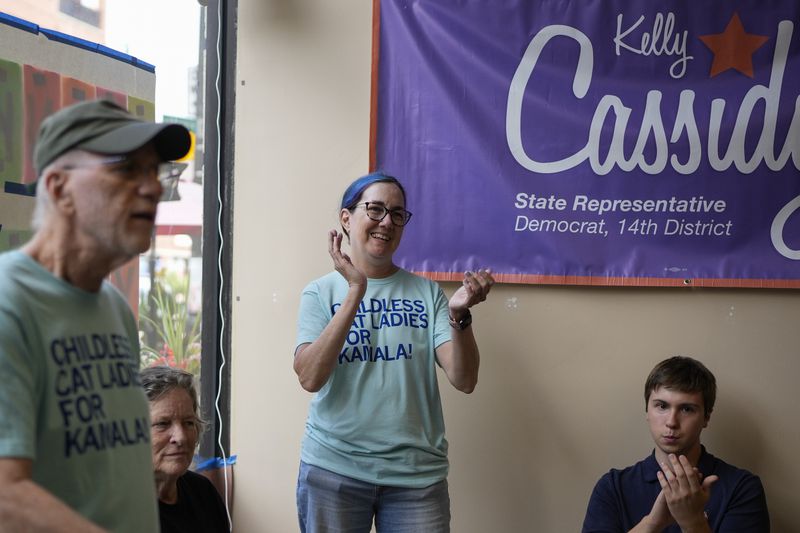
[33,99,192,176]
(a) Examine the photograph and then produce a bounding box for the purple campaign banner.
[372,0,800,287]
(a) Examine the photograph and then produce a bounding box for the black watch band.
[448,310,472,330]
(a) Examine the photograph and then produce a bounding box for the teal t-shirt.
[0,251,159,532]
[296,269,452,488]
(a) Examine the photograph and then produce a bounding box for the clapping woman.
[293,172,494,532]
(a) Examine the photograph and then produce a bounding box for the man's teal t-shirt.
[0,251,159,532]
[296,269,452,488]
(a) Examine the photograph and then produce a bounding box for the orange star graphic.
[698,12,769,78]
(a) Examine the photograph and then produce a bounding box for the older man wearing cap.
[0,99,191,532]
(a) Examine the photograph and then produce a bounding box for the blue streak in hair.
[341,172,392,210]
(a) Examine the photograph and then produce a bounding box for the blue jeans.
[297,461,450,533]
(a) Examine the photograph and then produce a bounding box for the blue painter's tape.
[132,57,156,73]
[40,28,99,54]
[193,454,238,471]
[4,181,35,197]
[96,44,134,64]
[0,12,39,34]
[0,13,154,73]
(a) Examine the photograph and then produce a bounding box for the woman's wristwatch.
[448,310,472,330]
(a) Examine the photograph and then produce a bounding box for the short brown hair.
[644,356,716,418]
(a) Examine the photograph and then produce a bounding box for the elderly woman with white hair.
[140,365,229,533]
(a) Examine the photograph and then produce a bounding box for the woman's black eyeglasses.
[355,202,413,226]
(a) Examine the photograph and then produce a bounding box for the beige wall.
[231,1,799,531]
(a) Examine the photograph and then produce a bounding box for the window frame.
[198,0,237,460]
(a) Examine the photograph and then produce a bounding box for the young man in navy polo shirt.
[581,356,770,532]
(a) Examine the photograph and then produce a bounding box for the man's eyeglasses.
[158,162,188,202]
[356,202,413,226]
[63,155,185,184]
[62,156,187,200]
